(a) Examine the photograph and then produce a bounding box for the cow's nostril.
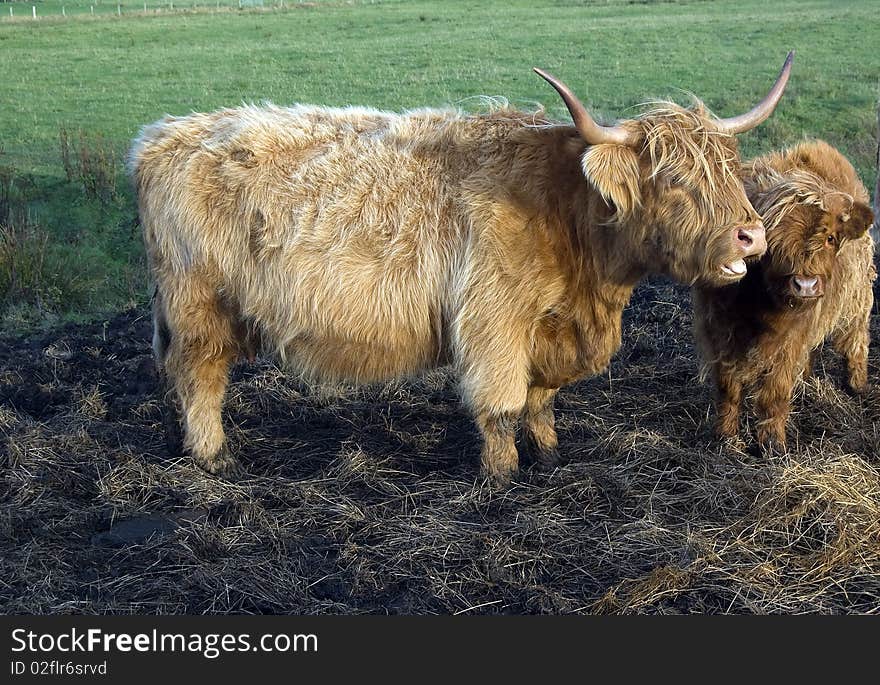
[791,275,820,297]
[737,229,753,247]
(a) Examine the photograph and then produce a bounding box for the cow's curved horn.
[534,67,635,146]
[717,51,794,134]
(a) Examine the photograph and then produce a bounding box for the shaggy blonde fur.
[694,140,876,451]
[130,95,770,485]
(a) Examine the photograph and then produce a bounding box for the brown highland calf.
[694,140,875,453]
[129,55,793,486]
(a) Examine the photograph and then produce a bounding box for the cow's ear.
[841,201,874,240]
[581,144,642,218]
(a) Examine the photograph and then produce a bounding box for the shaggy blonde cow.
[129,55,792,486]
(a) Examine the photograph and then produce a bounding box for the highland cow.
[129,55,793,486]
[694,140,875,452]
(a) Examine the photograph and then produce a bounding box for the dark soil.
[2,275,879,614]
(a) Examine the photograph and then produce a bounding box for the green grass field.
[1,0,878,329]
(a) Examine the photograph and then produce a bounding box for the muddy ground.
[2,275,879,614]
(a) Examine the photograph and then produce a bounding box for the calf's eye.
[826,235,836,246]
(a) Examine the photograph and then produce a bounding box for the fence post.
[32,6,36,19]
[62,6,66,16]
[91,5,95,14]
[117,4,121,14]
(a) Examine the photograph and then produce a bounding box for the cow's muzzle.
[734,222,767,260]
[719,223,767,280]
[789,274,824,299]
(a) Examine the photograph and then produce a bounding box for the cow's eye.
[826,234,836,247]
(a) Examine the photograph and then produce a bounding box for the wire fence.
[0,0,389,21]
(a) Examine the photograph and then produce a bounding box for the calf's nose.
[734,223,767,259]
[790,275,823,298]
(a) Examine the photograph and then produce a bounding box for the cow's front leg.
[461,355,529,487]
[475,410,521,487]
[522,386,560,469]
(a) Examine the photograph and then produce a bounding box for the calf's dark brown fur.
[694,140,875,452]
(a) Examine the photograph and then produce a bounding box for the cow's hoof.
[196,448,243,480]
[533,448,562,471]
[846,381,868,396]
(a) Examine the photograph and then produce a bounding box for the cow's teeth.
[721,259,747,276]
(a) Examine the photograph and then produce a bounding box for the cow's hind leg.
[158,274,240,478]
[522,386,560,469]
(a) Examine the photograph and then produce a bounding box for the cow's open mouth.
[720,259,747,278]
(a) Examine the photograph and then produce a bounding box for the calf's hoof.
[757,433,787,458]
[481,464,518,491]
[713,420,740,443]
[715,433,746,452]
[195,447,243,480]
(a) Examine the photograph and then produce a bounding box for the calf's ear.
[581,144,642,218]
[841,202,874,240]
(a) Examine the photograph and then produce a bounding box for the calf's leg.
[832,316,870,393]
[804,348,819,379]
[713,362,743,440]
[754,366,797,455]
